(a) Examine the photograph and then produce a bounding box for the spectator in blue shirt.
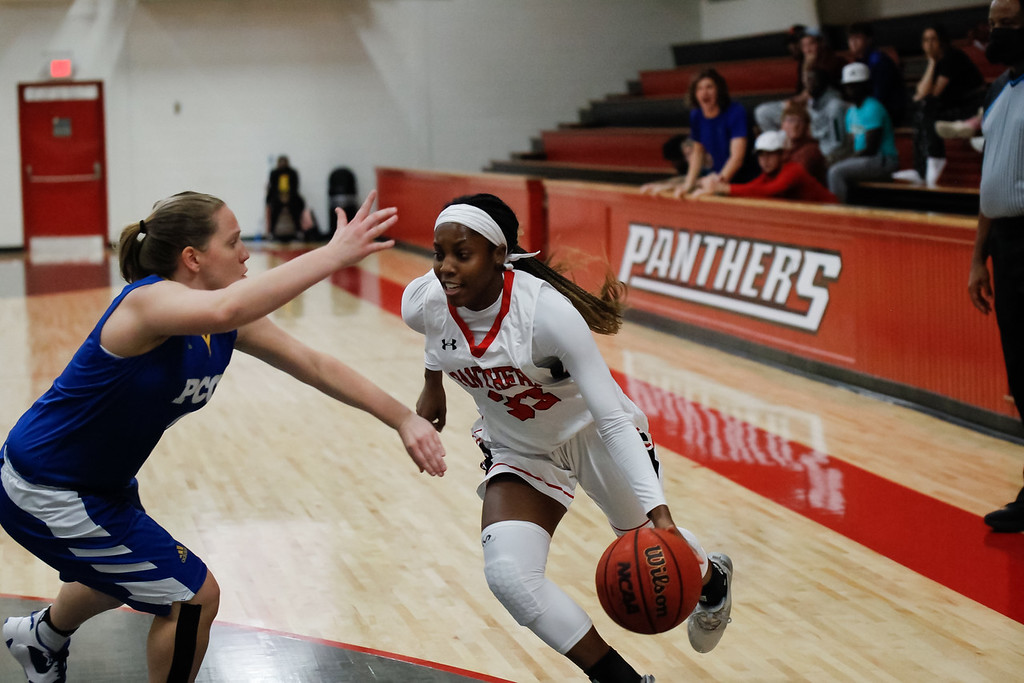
[827,62,899,202]
[643,68,758,198]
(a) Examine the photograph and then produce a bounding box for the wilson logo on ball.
[645,545,671,618]
[596,528,702,635]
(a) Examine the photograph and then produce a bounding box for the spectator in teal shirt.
[827,62,899,202]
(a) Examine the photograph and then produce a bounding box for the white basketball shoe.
[687,552,733,653]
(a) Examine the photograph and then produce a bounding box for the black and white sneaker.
[3,608,69,683]
[687,553,733,653]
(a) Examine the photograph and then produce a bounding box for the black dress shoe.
[984,501,1024,532]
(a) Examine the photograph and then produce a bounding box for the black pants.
[989,217,1024,420]
[268,199,304,238]
[910,93,984,177]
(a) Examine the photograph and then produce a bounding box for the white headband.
[434,204,540,270]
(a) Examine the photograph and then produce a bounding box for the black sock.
[40,607,76,637]
[700,562,728,605]
[583,648,641,683]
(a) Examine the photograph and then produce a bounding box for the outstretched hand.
[327,190,399,270]
[398,413,447,477]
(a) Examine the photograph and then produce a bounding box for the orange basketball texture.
[595,527,703,634]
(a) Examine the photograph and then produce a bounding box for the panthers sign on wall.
[618,223,842,333]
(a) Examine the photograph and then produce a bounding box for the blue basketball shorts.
[0,456,207,616]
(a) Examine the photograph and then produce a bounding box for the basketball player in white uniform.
[402,193,733,683]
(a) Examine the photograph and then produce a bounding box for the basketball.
[595,527,703,635]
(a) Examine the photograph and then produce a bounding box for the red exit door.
[18,81,108,248]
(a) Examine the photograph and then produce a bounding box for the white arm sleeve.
[533,288,667,514]
[401,272,441,371]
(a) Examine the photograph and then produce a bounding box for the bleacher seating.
[638,57,797,97]
[485,4,992,216]
[539,127,683,168]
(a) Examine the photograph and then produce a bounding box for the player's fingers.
[413,443,446,477]
[351,189,378,223]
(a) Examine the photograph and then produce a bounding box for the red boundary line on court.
[0,592,515,683]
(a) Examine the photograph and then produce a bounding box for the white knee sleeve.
[482,520,592,655]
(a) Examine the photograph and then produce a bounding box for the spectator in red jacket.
[694,131,838,203]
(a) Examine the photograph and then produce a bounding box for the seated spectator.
[847,22,906,126]
[265,155,320,242]
[827,62,899,203]
[755,28,846,132]
[643,68,758,197]
[892,23,986,186]
[693,130,837,203]
[804,67,852,164]
[780,102,828,184]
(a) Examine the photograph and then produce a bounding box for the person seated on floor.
[847,21,906,127]
[693,130,837,203]
[266,155,305,241]
[804,67,852,165]
[892,23,986,187]
[827,62,899,204]
[642,68,758,198]
[265,156,321,243]
[755,28,847,132]
[780,102,829,185]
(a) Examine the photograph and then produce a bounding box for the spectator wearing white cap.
[826,61,899,203]
[694,130,837,203]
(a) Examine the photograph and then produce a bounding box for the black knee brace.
[166,602,202,683]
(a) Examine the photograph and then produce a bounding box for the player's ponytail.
[446,194,626,335]
[117,191,225,283]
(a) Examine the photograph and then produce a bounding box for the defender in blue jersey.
[0,190,446,683]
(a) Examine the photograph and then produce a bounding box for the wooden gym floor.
[1,243,1022,682]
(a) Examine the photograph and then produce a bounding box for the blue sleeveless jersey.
[3,274,237,492]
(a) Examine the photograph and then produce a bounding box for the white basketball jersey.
[421,270,623,454]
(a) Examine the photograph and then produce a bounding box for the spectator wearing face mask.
[826,62,899,203]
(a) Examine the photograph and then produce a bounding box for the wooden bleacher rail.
[639,56,798,97]
[487,158,674,186]
[539,127,684,168]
